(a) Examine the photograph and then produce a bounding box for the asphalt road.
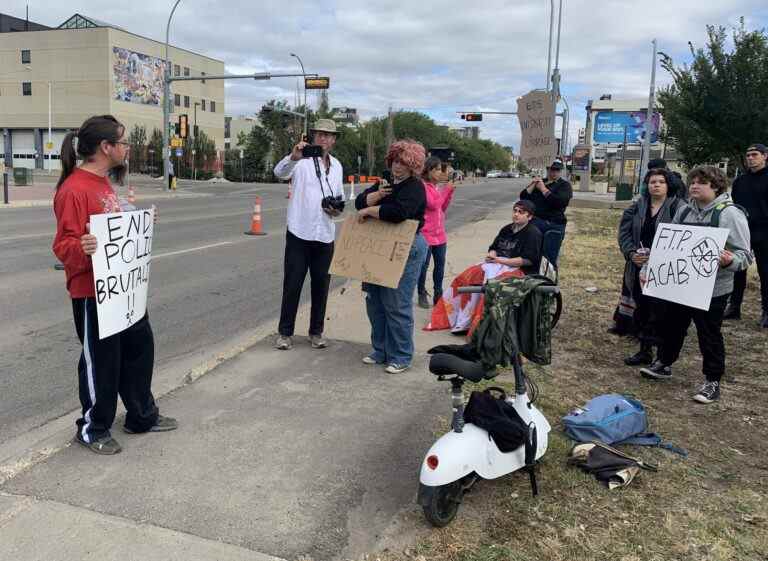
[0,177,526,445]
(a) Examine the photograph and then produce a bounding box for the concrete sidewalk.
[0,200,611,560]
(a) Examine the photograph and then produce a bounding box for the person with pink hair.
[355,139,428,374]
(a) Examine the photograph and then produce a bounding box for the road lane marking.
[153,241,242,260]
[0,232,52,243]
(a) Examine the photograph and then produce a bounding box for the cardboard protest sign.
[517,90,557,172]
[330,215,418,288]
[90,209,154,339]
[642,223,729,310]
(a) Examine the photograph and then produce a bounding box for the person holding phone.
[355,139,427,374]
[519,160,572,267]
[273,119,344,351]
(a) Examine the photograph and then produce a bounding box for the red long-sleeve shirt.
[52,168,121,298]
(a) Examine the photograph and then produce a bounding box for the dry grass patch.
[360,208,768,561]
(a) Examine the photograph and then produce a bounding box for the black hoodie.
[732,166,768,243]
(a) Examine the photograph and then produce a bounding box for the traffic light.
[462,113,483,122]
[179,114,189,139]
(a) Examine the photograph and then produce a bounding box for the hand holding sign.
[81,223,98,255]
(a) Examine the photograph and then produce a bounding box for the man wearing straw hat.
[273,119,344,350]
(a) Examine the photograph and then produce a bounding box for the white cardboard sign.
[90,209,154,339]
[642,223,729,311]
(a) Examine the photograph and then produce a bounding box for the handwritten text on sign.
[90,209,154,339]
[642,224,728,311]
[330,216,418,288]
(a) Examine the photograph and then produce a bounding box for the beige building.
[0,13,225,171]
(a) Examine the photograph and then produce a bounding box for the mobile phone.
[301,145,323,158]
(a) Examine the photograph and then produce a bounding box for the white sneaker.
[385,363,410,374]
[275,336,293,350]
[362,356,380,365]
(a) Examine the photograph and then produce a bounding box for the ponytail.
[55,115,124,190]
[56,131,79,190]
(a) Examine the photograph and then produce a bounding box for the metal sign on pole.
[638,39,658,192]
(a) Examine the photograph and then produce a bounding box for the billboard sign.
[593,111,660,144]
[572,144,590,172]
[112,47,165,106]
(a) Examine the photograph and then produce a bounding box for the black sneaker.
[640,360,672,380]
[693,381,720,404]
[723,304,741,320]
[417,291,431,309]
[123,415,178,434]
[75,433,122,455]
[624,349,653,366]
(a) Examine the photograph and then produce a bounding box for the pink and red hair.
[385,139,426,175]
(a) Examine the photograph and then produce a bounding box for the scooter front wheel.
[421,481,463,527]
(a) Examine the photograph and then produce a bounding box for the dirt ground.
[360,207,768,561]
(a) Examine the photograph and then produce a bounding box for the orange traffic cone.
[127,185,136,205]
[244,195,267,236]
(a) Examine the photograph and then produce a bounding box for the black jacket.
[519,177,573,224]
[731,166,768,243]
[617,194,681,295]
[355,176,426,231]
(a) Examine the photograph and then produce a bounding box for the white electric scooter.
[417,284,561,527]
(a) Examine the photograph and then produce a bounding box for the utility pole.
[385,107,395,148]
[47,81,52,174]
[638,39,658,192]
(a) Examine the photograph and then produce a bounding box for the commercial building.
[331,106,359,125]
[448,126,480,140]
[225,116,262,150]
[0,12,225,171]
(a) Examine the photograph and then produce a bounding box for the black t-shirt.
[355,176,426,231]
[640,204,657,249]
[488,222,543,274]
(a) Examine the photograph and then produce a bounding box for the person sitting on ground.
[425,200,541,336]
[612,168,681,363]
[639,165,752,405]
[417,156,456,309]
[355,139,427,374]
[520,160,572,267]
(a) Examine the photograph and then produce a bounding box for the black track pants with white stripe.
[72,298,159,442]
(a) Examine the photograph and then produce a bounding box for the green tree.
[658,20,768,169]
[128,124,147,174]
[225,124,271,182]
[186,130,218,180]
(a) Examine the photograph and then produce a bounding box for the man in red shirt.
[53,115,177,455]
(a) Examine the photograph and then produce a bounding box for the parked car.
[486,170,502,178]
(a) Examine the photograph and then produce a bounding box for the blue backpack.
[562,394,687,456]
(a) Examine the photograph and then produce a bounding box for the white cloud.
[7,0,767,150]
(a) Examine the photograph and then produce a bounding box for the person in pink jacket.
[418,157,456,308]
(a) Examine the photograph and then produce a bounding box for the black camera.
[321,195,345,213]
[302,144,324,158]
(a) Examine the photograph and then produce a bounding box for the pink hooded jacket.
[420,181,455,246]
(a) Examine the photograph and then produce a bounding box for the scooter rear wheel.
[422,481,463,527]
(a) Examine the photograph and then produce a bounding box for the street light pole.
[193,101,200,179]
[546,0,554,91]
[290,53,308,137]
[47,81,52,174]
[163,0,182,192]
[638,39,658,192]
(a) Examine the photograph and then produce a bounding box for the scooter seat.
[428,353,490,383]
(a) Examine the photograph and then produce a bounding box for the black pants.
[657,294,729,382]
[730,239,768,312]
[72,298,159,442]
[278,230,334,337]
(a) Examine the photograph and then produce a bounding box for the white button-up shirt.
[274,154,344,243]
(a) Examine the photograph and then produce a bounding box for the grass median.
[368,207,768,561]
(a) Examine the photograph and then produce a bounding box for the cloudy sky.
[7,0,768,151]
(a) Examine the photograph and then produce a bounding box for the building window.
[201,99,206,111]
[201,72,206,84]
[174,64,180,77]
[184,67,190,77]
[174,94,181,107]
[22,82,32,96]
[21,50,31,64]
[184,95,190,108]
[210,101,216,113]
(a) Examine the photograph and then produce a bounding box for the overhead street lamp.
[290,53,308,137]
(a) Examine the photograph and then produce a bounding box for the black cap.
[648,158,667,170]
[549,161,564,171]
[514,199,536,215]
[746,143,767,154]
